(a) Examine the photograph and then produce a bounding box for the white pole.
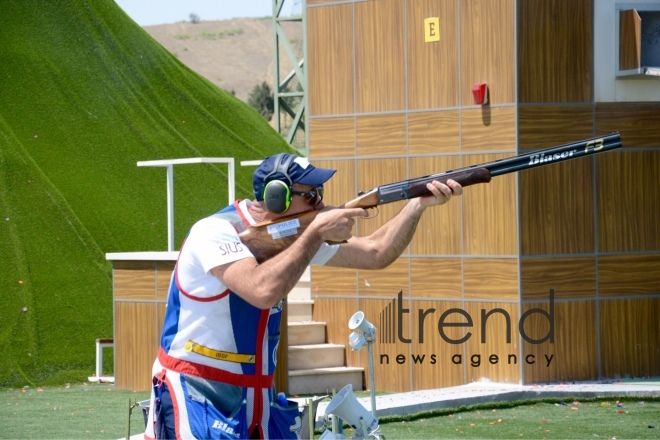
[166,164,174,252]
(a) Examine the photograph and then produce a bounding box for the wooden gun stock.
[241,133,622,263]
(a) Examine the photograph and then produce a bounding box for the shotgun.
[240,133,622,263]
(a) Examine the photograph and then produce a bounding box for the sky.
[113,0,274,26]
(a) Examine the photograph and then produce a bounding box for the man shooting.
[144,153,462,439]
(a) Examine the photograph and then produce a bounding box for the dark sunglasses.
[291,185,324,206]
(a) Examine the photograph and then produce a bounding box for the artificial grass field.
[0,0,293,388]
[2,384,658,439]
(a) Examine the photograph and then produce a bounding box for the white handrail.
[137,158,235,251]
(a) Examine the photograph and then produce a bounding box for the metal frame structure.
[137,158,236,251]
[272,0,308,152]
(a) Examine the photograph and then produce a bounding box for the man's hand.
[419,179,463,208]
[311,207,368,243]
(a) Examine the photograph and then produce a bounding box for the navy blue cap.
[253,154,336,201]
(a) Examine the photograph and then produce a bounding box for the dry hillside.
[144,17,303,103]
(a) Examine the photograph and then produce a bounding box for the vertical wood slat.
[307,4,354,116]
[409,156,462,255]
[462,154,517,256]
[355,0,406,113]
[522,301,598,384]
[460,0,516,105]
[619,9,642,71]
[596,151,660,253]
[520,158,595,256]
[411,300,466,390]
[600,298,660,378]
[115,302,159,391]
[464,302,521,383]
[406,0,459,110]
[517,0,593,103]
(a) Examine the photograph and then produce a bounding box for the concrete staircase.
[286,268,363,396]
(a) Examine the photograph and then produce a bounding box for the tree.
[248,82,274,121]
[189,13,200,24]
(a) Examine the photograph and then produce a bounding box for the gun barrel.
[485,132,622,177]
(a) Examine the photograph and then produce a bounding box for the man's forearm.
[361,200,426,269]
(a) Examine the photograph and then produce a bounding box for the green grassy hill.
[0,0,293,386]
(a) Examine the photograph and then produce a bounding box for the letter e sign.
[424,17,440,43]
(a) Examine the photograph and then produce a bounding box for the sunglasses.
[291,185,324,206]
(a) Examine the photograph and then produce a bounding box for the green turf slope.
[0,0,294,386]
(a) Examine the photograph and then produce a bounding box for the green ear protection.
[263,154,297,214]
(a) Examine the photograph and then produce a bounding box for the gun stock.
[240,133,622,262]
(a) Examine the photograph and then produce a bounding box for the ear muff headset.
[263,154,297,214]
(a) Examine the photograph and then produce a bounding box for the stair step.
[288,343,345,370]
[287,299,313,322]
[288,322,326,345]
[288,367,364,396]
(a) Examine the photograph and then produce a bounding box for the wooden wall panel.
[357,158,407,237]
[311,266,358,296]
[518,0,593,103]
[406,0,459,110]
[619,10,642,71]
[463,258,518,300]
[359,298,412,392]
[460,0,515,106]
[518,106,594,150]
[462,154,517,255]
[356,114,407,156]
[408,111,460,154]
[522,301,598,384]
[358,259,409,297]
[598,255,660,296]
[157,303,167,337]
[597,151,660,252]
[113,261,156,300]
[308,4,354,116]
[409,156,462,255]
[355,0,406,113]
[311,297,361,370]
[600,298,660,378]
[465,302,520,383]
[156,262,175,301]
[115,302,158,391]
[461,107,516,153]
[521,257,596,300]
[310,159,356,207]
[595,103,660,147]
[309,118,356,158]
[411,300,465,390]
[520,159,595,255]
[410,258,463,298]
[308,0,348,5]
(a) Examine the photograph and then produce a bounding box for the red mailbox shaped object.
[472,83,488,105]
